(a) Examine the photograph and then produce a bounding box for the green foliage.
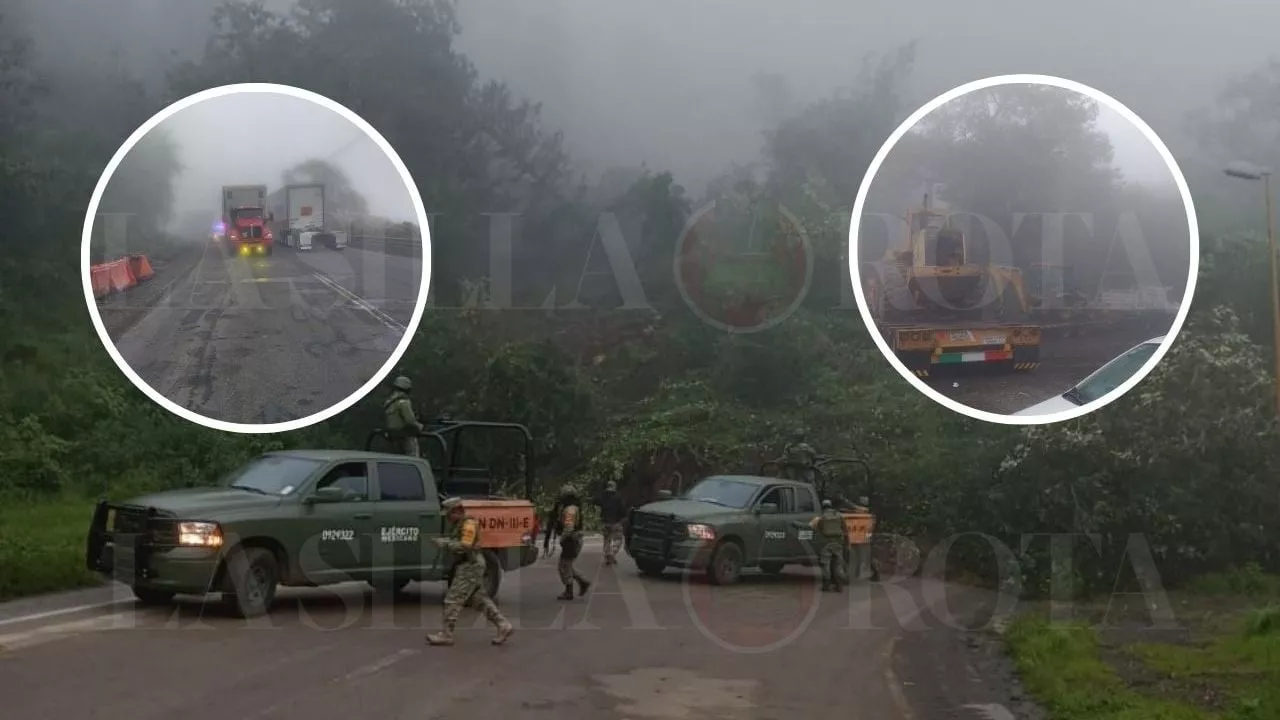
[1005,617,1207,719]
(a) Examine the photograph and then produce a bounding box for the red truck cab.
[225,206,274,256]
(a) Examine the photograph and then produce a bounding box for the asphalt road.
[100,241,424,425]
[928,327,1166,415]
[0,541,1031,720]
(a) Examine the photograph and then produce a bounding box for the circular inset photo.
[848,75,1197,424]
[82,83,431,432]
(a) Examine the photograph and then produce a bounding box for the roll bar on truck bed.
[366,417,536,500]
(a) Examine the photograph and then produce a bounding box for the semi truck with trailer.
[220,184,274,256]
[266,183,346,251]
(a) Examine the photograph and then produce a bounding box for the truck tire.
[222,546,279,618]
[635,559,665,577]
[132,587,176,606]
[707,541,744,586]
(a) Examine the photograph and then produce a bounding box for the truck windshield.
[231,208,263,221]
[684,478,757,508]
[222,456,324,496]
[1070,341,1159,405]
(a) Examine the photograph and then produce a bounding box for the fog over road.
[99,240,423,425]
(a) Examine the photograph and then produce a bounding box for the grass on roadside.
[1007,578,1280,720]
[0,499,101,601]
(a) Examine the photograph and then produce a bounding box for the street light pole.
[1226,161,1280,418]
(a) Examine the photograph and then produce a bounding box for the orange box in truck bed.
[841,511,876,545]
[456,499,538,549]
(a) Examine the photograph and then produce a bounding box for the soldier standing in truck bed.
[383,376,423,457]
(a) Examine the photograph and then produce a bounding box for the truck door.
[298,461,374,583]
[372,460,442,576]
[755,485,791,561]
[784,486,820,560]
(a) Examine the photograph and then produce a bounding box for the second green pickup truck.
[624,474,875,585]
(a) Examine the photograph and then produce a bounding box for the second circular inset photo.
[82,83,431,432]
[849,74,1197,424]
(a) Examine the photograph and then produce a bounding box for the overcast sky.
[153,92,417,222]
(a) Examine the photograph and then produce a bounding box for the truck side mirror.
[756,502,778,515]
[305,486,346,504]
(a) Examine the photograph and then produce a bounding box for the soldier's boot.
[557,584,574,600]
[576,577,591,596]
[492,620,514,645]
[425,630,454,646]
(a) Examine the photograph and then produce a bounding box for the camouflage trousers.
[557,555,588,586]
[443,559,505,632]
[818,542,847,587]
[602,522,624,562]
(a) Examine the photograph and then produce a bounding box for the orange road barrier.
[128,254,155,282]
[90,264,112,299]
[105,258,136,294]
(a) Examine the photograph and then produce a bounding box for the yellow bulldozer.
[861,194,1042,378]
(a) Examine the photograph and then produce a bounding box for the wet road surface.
[0,540,1029,720]
[102,241,423,425]
[929,328,1168,415]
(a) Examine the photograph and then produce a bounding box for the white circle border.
[672,200,816,334]
[847,73,1199,426]
[81,82,433,435]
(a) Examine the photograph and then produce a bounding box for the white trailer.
[267,183,328,250]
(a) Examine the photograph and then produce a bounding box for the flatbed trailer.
[878,319,1042,378]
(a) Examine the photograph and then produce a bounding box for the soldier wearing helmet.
[383,375,423,457]
[809,498,850,592]
[545,483,591,600]
[778,428,818,483]
[426,497,514,646]
[595,479,628,566]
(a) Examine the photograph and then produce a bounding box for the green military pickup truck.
[624,474,873,585]
[86,421,541,618]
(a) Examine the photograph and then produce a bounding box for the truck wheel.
[483,551,502,600]
[635,559,665,577]
[707,541,743,586]
[132,587,176,606]
[222,547,279,618]
[759,561,784,575]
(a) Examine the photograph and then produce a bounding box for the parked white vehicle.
[1013,336,1164,416]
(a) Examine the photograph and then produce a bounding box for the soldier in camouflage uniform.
[426,498,514,646]
[779,428,818,483]
[552,484,592,600]
[383,376,424,457]
[809,499,850,592]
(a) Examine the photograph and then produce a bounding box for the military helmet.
[605,480,617,492]
[858,496,870,506]
[559,483,578,498]
[821,498,833,508]
[791,427,806,439]
[442,496,464,513]
[392,375,412,391]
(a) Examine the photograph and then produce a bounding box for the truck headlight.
[686,523,716,541]
[178,521,223,547]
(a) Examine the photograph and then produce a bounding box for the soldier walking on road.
[779,428,818,483]
[383,376,423,457]
[810,499,850,592]
[547,484,591,600]
[596,480,628,566]
[426,498,514,647]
